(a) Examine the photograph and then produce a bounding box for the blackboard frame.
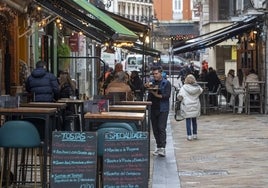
[102,131,149,188]
[51,132,97,188]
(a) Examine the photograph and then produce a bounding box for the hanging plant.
[57,43,71,71]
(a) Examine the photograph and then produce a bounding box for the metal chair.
[0,120,43,187]
[206,84,222,112]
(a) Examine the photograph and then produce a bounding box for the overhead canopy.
[123,43,161,57]
[155,22,199,36]
[99,8,150,34]
[172,16,262,54]
[96,8,160,57]
[35,0,138,43]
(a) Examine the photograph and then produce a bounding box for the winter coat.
[59,82,74,98]
[178,83,203,118]
[225,74,235,95]
[26,68,59,102]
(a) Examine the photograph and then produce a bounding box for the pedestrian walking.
[177,74,203,141]
[144,66,171,157]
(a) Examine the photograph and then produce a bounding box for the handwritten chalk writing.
[80,183,94,188]
[61,132,86,142]
[52,160,95,165]
[105,132,148,140]
[51,132,97,188]
[52,149,95,155]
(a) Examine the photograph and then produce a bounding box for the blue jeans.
[186,118,197,136]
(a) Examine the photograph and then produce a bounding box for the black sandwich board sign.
[51,132,97,188]
[103,132,149,188]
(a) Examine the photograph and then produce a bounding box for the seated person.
[129,71,143,101]
[245,69,260,92]
[225,69,235,106]
[106,71,133,101]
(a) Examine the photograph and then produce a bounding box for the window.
[174,0,182,11]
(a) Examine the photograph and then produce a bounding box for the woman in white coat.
[178,74,203,141]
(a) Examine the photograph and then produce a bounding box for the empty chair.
[98,122,137,132]
[22,117,46,141]
[206,84,221,112]
[0,120,43,187]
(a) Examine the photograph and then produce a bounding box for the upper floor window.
[174,0,182,11]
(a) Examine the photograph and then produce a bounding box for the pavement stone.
[151,111,268,188]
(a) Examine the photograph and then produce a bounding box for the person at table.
[205,67,221,106]
[106,71,134,101]
[233,69,245,113]
[144,66,171,157]
[103,62,126,94]
[245,69,260,92]
[225,69,235,106]
[177,74,203,141]
[58,70,76,99]
[129,70,143,101]
[26,60,59,102]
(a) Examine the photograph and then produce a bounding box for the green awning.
[71,0,138,42]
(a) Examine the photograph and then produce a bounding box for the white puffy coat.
[178,83,203,118]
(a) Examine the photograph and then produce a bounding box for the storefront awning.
[123,43,161,57]
[99,8,150,34]
[172,16,261,54]
[35,0,138,43]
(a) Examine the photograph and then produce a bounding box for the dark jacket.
[26,68,59,102]
[148,78,171,112]
[59,83,74,98]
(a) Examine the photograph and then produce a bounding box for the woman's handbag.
[174,100,184,121]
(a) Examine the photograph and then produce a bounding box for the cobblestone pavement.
[169,112,268,188]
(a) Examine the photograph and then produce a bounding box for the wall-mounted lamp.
[249,38,255,47]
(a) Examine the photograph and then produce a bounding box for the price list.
[103,132,149,188]
[51,132,97,188]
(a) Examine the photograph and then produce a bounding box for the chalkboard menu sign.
[103,132,149,188]
[51,132,97,188]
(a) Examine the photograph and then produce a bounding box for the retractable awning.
[172,16,261,54]
[96,8,160,57]
[35,0,138,43]
[99,8,150,34]
[123,43,161,57]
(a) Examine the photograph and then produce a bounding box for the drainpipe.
[265,13,268,114]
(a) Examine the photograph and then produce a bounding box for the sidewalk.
[151,112,268,188]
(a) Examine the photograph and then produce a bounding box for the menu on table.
[51,132,97,188]
[103,132,149,188]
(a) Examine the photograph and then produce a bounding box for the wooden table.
[20,102,67,130]
[109,105,147,131]
[109,105,146,112]
[114,101,152,131]
[57,99,85,131]
[84,111,145,131]
[0,107,57,188]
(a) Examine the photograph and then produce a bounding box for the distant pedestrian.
[26,60,59,102]
[144,66,171,157]
[177,74,203,141]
